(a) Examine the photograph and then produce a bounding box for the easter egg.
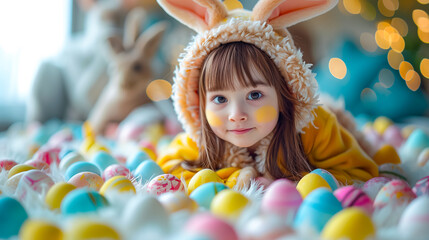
[333,186,373,215]
[363,126,383,150]
[45,182,77,210]
[412,176,429,196]
[400,128,429,162]
[311,169,339,191]
[321,208,375,240]
[59,152,85,173]
[68,172,104,191]
[16,170,55,200]
[90,151,118,171]
[64,162,101,181]
[185,213,238,240]
[5,172,26,192]
[189,182,229,209]
[188,169,223,194]
[19,219,63,240]
[61,189,109,215]
[159,191,198,213]
[59,147,75,160]
[102,164,130,181]
[8,164,37,178]
[294,188,343,232]
[0,159,17,171]
[147,174,184,195]
[398,196,429,238]
[211,189,249,220]
[33,147,61,166]
[378,163,407,181]
[47,128,73,147]
[383,125,404,148]
[374,179,416,209]
[139,140,157,160]
[133,159,164,183]
[24,159,49,172]
[0,196,28,238]
[99,176,136,195]
[126,150,150,172]
[296,173,331,198]
[122,195,169,232]
[362,177,390,200]
[261,178,302,216]
[373,116,393,135]
[66,219,121,240]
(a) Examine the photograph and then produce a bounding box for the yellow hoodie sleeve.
[300,106,379,185]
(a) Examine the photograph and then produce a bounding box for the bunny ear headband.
[157,0,338,144]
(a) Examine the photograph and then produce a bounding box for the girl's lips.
[229,128,254,134]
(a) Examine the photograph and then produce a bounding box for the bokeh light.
[399,61,414,80]
[390,18,408,37]
[417,0,429,4]
[329,58,347,79]
[412,9,428,26]
[379,68,395,88]
[375,29,390,49]
[418,28,429,43]
[378,0,395,17]
[405,70,421,91]
[387,49,404,70]
[361,88,377,102]
[343,0,361,14]
[360,32,378,52]
[421,58,429,79]
[382,0,399,12]
[146,79,172,102]
[360,1,376,21]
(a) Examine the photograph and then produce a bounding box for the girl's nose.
[228,108,248,122]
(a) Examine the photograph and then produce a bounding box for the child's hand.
[236,167,259,190]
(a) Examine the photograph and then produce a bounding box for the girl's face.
[205,81,279,148]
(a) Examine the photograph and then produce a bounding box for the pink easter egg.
[362,177,391,200]
[334,186,373,215]
[261,178,302,216]
[48,128,73,147]
[0,160,18,171]
[146,174,184,195]
[412,176,429,197]
[102,164,131,181]
[33,147,61,166]
[68,172,104,191]
[383,125,404,148]
[374,180,416,209]
[16,169,55,200]
[24,159,50,172]
[185,213,238,240]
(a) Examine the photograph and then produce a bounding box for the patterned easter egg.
[102,164,130,181]
[412,176,429,196]
[189,182,229,209]
[311,169,339,191]
[374,179,416,209]
[16,170,55,200]
[68,172,104,191]
[133,160,164,183]
[211,189,249,220]
[261,178,302,216]
[0,159,17,171]
[0,196,29,239]
[19,220,63,240]
[45,182,77,210]
[66,219,121,240]
[24,159,49,172]
[99,176,136,195]
[398,196,429,238]
[126,150,150,172]
[33,147,61,166]
[61,189,109,215]
[334,186,373,215]
[147,174,184,195]
[185,213,238,240]
[294,188,343,233]
[296,173,331,198]
[378,163,408,181]
[90,151,118,171]
[362,177,391,200]
[64,162,101,181]
[59,152,85,173]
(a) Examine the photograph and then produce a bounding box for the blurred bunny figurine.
[87,8,168,135]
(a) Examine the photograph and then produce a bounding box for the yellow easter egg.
[19,220,63,240]
[373,116,393,135]
[99,176,136,195]
[45,182,77,210]
[187,169,223,194]
[8,164,37,179]
[211,189,249,220]
[224,169,240,188]
[296,173,331,198]
[321,208,375,240]
[65,220,121,240]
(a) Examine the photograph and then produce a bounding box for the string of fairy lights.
[332,0,428,93]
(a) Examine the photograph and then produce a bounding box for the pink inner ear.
[166,0,208,22]
[268,0,328,20]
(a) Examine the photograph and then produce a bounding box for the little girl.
[155,0,400,187]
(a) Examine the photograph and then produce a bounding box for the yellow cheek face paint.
[206,110,223,127]
[255,105,278,123]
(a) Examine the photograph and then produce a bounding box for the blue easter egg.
[0,196,28,238]
[126,151,150,172]
[61,188,109,215]
[91,151,118,171]
[133,160,164,183]
[403,129,429,150]
[311,169,339,191]
[64,162,101,181]
[189,182,229,209]
[59,147,75,160]
[294,188,343,232]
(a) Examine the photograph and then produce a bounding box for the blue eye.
[248,91,262,100]
[213,96,227,104]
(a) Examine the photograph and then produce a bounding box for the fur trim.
[173,18,319,144]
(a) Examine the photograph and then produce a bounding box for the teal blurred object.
[314,40,429,121]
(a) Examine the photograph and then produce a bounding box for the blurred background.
[0,0,428,132]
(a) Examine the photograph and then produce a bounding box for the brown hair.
[183,42,313,180]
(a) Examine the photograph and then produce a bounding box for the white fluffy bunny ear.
[252,0,338,29]
[157,0,227,32]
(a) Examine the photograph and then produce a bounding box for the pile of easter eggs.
[0,119,429,240]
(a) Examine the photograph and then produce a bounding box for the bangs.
[201,42,279,92]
